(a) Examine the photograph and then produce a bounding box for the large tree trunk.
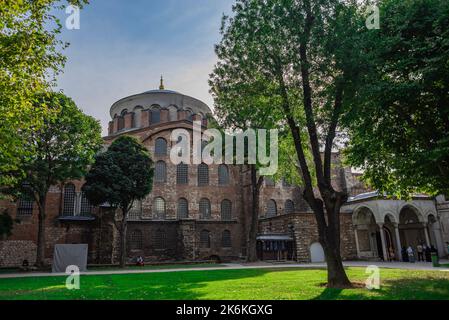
[35,194,47,268]
[119,209,128,268]
[246,165,263,262]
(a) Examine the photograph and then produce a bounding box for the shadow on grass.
[2,268,449,300]
[312,276,449,300]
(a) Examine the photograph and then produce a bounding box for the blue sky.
[55,0,235,135]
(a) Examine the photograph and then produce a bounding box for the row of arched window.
[128,229,231,250]
[154,161,230,186]
[149,197,233,220]
[16,183,94,217]
[266,199,295,217]
[114,108,207,133]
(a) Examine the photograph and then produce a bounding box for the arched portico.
[346,195,442,261]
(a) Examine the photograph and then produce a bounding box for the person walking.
[417,243,424,261]
[407,246,415,263]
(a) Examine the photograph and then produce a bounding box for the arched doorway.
[310,242,325,263]
[353,206,380,259]
[399,205,426,249]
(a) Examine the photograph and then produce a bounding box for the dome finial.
[159,75,165,90]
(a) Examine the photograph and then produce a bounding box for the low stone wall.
[0,240,37,267]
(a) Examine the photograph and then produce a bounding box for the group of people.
[400,244,438,263]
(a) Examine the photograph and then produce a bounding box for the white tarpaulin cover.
[52,244,88,273]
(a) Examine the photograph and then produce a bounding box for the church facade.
[1,85,448,267]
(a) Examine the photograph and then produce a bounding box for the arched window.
[284,200,294,215]
[218,164,229,185]
[153,229,166,249]
[177,163,188,184]
[155,161,167,183]
[151,109,160,124]
[128,200,142,220]
[153,197,166,219]
[129,229,143,250]
[200,230,211,248]
[155,138,167,156]
[221,199,232,221]
[80,191,93,216]
[199,198,211,219]
[222,230,232,248]
[266,200,277,217]
[17,195,33,216]
[197,163,209,186]
[63,184,76,216]
[177,198,189,219]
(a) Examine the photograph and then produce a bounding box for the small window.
[177,198,189,219]
[218,164,229,185]
[153,229,166,249]
[177,163,188,184]
[199,198,211,219]
[153,197,166,219]
[200,230,211,248]
[129,229,143,250]
[221,199,232,221]
[266,200,277,217]
[197,163,209,186]
[17,195,33,216]
[155,161,167,183]
[284,200,294,215]
[129,200,142,220]
[80,192,93,216]
[63,184,76,216]
[155,138,167,156]
[151,109,160,124]
[222,230,232,248]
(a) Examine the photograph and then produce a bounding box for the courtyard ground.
[0,264,448,300]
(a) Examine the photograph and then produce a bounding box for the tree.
[210,75,282,262]
[82,136,154,268]
[344,0,449,197]
[0,210,15,239]
[0,0,88,187]
[3,92,102,267]
[210,0,364,287]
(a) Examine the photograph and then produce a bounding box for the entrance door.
[310,242,325,263]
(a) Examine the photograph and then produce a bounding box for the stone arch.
[133,105,143,128]
[352,205,377,225]
[167,105,178,121]
[399,203,425,223]
[383,212,397,224]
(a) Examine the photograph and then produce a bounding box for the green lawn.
[0,267,448,300]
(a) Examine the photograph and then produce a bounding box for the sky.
[55,0,235,135]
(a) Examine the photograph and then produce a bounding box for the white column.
[354,227,361,258]
[423,223,430,246]
[378,223,388,261]
[394,223,402,260]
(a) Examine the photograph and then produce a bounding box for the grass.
[0,267,448,300]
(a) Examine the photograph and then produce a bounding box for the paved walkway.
[0,260,448,279]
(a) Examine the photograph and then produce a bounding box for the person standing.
[407,246,415,263]
[425,245,432,262]
[417,243,424,261]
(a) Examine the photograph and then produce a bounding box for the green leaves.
[344,0,449,197]
[82,136,154,212]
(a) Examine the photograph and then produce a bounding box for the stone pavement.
[0,260,448,279]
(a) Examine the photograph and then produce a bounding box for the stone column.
[393,223,402,260]
[378,223,388,261]
[423,223,431,246]
[354,227,361,258]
